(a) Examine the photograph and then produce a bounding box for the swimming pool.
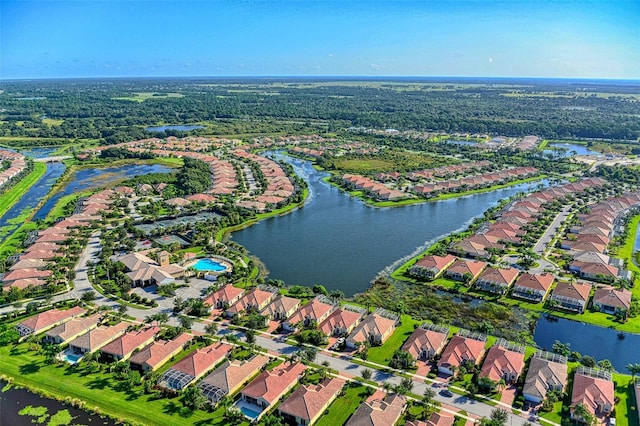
[239,406,262,420]
[59,351,83,364]
[192,258,227,272]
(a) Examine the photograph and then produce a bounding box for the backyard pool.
[58,350,83,364]
[235,400,264,420]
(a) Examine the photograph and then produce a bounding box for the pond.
[444,140,478,146]
[0,382,116,426]
[232,154,547,296]
[534,316,640,371]
[145,125,204,132]
[543,143,601,157]
[32,164,173,221]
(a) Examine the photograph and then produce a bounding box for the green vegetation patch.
[316,383,369,426]
[367,314,421,365]
[0,161,46,220]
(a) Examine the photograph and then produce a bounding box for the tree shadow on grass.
[162,400,195,418]
[19,362,40,375]
[10,346,26,356]
[85,377,110,390]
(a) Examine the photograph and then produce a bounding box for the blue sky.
[1,0,638,79]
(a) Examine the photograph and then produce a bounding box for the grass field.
[42,118,64,126]
[0,342,238,426]
[315,383,369,426]
[0,162,46,220]
[613,373,640,426]
[367,314,422,365]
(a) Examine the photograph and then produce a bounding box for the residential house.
[129,333,193,372]
[571,368,615,421]
[15,306,86,338]
[100,326,160,361]
[479,340,525,386]
[523,351,568,404]
[197,355,269,405]
[239,362,307,421]
[401,324,450,361]
[437,332,486,376]
[278,378,345,426]
[283,296,336,331]
[43,313,102,345]
[406,412,455,426]
[475,267,519,294]
[444,259,487,284]
[68,323,129,354]
[203,285,245,310]
[511,273,555,302]
[226,287,277,317]
[261,295,301,321]
[319,305,367,337]
[592,287,632,315]
[346,309,399,348]
[408,254,457,280]
[549,282,592,313]
[158,342,232,391]
[569,261,620,283]
[345,393,406,426]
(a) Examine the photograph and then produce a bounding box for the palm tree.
[626,363,640,380]
[572,403,596,426]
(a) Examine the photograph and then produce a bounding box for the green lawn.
[316,384,369,426]
[610,213,640,298]
[367,314,422,366]
[613,373,639,426]
[0,342,230,426]
[0,162,46,220]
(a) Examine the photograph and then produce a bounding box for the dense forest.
[0,78,638,144]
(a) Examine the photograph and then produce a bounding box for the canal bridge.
[33,155,72,162]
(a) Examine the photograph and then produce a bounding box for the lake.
[145,125,204,132]
[1,382,115,426]
[534,316,640,371]
[32,164,172,221]
[232,154,546,296]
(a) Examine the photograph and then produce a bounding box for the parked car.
[440,388,454,397]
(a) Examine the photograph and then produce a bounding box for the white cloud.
[370,63,384,70]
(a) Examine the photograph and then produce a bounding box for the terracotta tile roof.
[101,326,160,358]
[476,267,520,286]
[129,333,193,370]
[445,259,487,278]
[319,308,364,336]
[199,354,269,395]
[347,313,397,346]
[438,335,486,370]
[3,268,52,282]
[346,393,406,426]
[593,287,632,310]
[278,377,345,422]
[45,313,102,342]
[261,295,300,319]
[18,306,86,334]
[287,298,335,325]
[10,258,48,270]
[3,278,47,290]
[513,273,555,292]
[241,362,306,404]
[571,372,615,416]
[68,322,129,352]
[203,284,244,307]
[480,344,525,382]
[411,254,457,272]
[551,282,591,302]
[169,342,231,378]
[228,288,276,314]
[407,412,456,426]
[401,327,449,360]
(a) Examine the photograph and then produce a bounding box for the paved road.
[0,233,550,425]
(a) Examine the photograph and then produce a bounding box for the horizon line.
[2,75,639,83]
